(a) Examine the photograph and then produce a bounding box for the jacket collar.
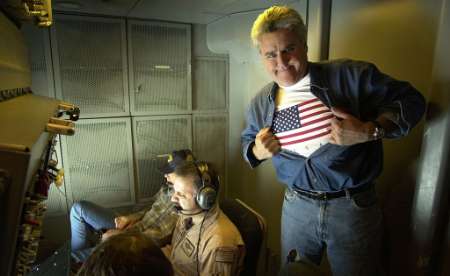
[180,203,220,229]
[266,82,278,102]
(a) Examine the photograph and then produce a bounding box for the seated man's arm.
[114,188,165,229]
[124,206,178,246]
[114,213,144,229]
[121,186,172,230]
[201,245,245,276]
[103,215,176,245]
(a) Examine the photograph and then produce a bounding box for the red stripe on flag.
[301,114,335,127]
[276,123,331,139]
[300,109,331,120]
[298,98,319,107]
[280,129,332,146]
[299,103,326,113]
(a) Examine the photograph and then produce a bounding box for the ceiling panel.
[128,0,223,24]
[53,0,300,24]
[53,0,140,17]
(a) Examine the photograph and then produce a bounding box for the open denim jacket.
[241,59,426,192]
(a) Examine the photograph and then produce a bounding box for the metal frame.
[127,19,192,116]
[306,0,332,61]
[410,0,450,272]
[43,27,56,98]
[60,117,136,208]
[51,14,130,118]
[21,26,66,216]
[235,198,268,276]
[192,56,229,114]
[44,135,70,217]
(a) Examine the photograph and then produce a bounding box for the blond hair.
[251,6,307,47]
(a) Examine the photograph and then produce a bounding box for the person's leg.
[71,247,95,263]
[278,259,323,276]
[281,189,325,266]
[325,188,383,276]
[70,200,116,252]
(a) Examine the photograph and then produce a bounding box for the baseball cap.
[158,149,195,174]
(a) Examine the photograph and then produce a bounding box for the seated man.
[77,232,173,276]
[164,161,245,276]
[70,149,195,262]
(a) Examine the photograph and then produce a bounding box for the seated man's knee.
[70,200,90,219]
[279,260,323,276]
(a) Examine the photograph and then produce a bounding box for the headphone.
[194,162,218,210]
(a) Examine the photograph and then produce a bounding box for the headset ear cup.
[195,162,218,210]
[196,186,217,210]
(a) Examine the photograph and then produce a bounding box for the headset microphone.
[184,217,193,230]
[173,205,183,212]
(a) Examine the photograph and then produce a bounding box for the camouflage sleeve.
[201,246,245,276]
[126,187,172,231]
[124,210,146,223]
[138,219,176,247]
[122,188,165,224]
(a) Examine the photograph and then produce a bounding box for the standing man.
[163,161,245,276]
[241,5,426,276]
[70,149,194,262]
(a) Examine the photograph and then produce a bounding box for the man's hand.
[114,215,137,230]
[252,127,281,160]
[329,108,374,145]
[101,229,122,242]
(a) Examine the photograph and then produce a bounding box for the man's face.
[258,28,308,86]
[165,172,175,185]
[170,175,201,213]
[165,173,175,196]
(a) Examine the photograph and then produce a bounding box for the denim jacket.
[241,59,426,192]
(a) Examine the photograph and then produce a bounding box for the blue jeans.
[281,187,382,276]
[70,201,116,262]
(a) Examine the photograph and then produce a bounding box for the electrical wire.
[196,209,210,276]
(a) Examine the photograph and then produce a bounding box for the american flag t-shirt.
[272,77,334,157]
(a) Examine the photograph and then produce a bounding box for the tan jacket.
[167,205,245,276]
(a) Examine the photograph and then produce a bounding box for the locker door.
[51,14,129,118]
[61,118,135,208]
[128,20,191,115]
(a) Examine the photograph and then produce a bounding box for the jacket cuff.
[378,105,410,138]
[244,142,262,168]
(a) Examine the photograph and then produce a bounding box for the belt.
[293,184,373,201]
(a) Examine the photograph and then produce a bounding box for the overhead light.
[154,65,172,70]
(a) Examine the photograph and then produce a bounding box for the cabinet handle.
[46,123,75,136]
[136,84,142,94]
